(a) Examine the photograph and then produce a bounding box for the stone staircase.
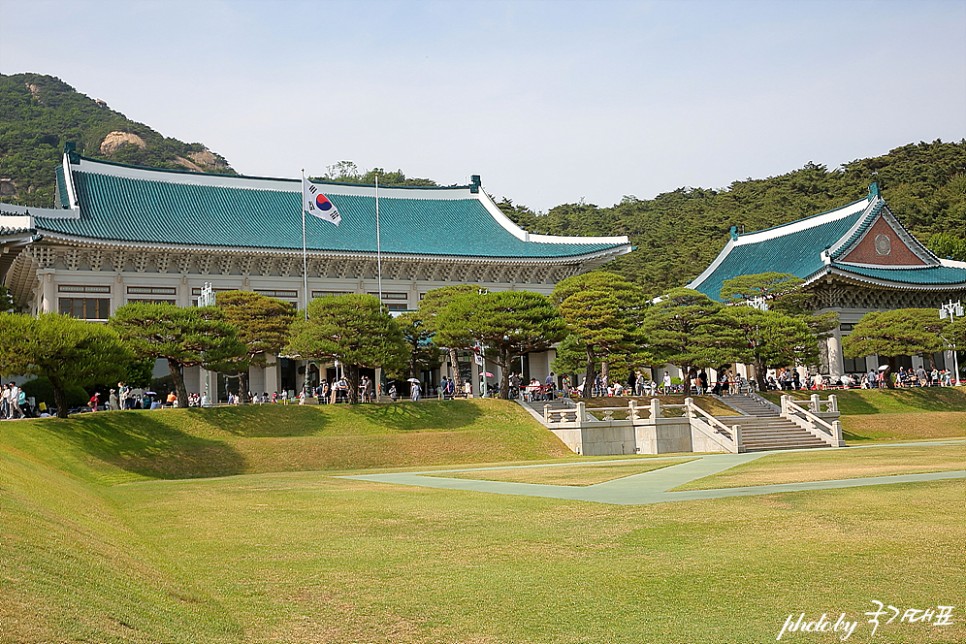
[715,394,832,452]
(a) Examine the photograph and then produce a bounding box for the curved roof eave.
[811,266,966,291]
[29,229,632,264]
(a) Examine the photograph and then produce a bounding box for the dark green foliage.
[503,141,966,293]
[0,73,234,207]
[392,311,442,381]
[435,290,567,398]
[20,376,90,410]
[843,309,952,386]
[640,289,745,394]
[211,290,296,402]
[286,294,408,403]
[109,303,245,408]
[551,272,648,397]
[0,312,131,417]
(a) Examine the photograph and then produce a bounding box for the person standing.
[1,383,10,419]
[410,380,421,402]
[8,383,24,419]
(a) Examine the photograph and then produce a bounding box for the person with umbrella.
[408,378,421,402]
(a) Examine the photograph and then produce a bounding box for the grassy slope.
[2,400,965,642]
[762,387,966,442]
[0,400,572,485]
[675,443,966,490]
[0,400,569,642]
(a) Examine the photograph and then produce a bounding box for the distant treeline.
[498,140,966,296]
[1,73,962,295]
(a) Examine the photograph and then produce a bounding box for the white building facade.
[0,149,632,397]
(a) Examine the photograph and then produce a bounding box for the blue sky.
[2,0,964,212]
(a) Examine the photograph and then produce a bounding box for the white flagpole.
[301,169,309,320]
[375,174,383,305]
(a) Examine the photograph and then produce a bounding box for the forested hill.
[500,140,966,296]
[0,73,234,208]
[1,73,962,297]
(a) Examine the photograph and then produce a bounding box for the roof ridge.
[734,197,868,243]
[73,154,472,191]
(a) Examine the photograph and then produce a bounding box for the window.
[59,298,110,320]
[312,290,352,298]
[368,292,408,300]
[127,286,177,296]
[842,356,866,373]
[255,289,298,298]
[59,284,110,294]
[127,298,176,305]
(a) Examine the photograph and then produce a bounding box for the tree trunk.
[583,346,596,399]
[448,348,462,387]
[238,370,250,404]
[49,374,70,419]
[884,357,896,389]
[681,364,692,396]
[347,364,360,404]
[499,348,511,399]
[169,358,189,408]
[754,359,768,393]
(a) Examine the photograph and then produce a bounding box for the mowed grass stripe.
[674,442,966,490]
[108,474,966,643]
[426,457,698,486]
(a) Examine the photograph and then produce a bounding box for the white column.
[825,328,844,378]
[39,269,56,313]
[263,354,280,395]
[112,273,125,312]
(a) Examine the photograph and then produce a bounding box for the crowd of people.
[4,362,959,419]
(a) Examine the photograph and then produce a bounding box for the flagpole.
[301,169,309,320]
[375,174,383,305]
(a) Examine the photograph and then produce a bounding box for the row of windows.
[57,294,412,319]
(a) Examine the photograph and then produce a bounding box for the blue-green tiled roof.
[690,195,966,299]
[33,159,627,259]
[832,263,966,286]
[54,165,70,208]
[691,207,866,300]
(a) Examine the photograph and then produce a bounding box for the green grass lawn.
[427,457,697,486]
[2,402,965,643]
[762,387,966,442]
[675,443,966,490]
[761,385,966,415]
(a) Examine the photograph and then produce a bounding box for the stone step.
[744,443,830,452]
[742,436,829,445]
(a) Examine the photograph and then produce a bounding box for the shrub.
[20,377,89,410]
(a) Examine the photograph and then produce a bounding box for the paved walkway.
[341,440,966,506]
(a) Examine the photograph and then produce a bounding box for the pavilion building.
[686,184,966,379]
[0,148,632,396]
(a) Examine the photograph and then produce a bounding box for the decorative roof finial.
[729,225,739,241]
[868,176,880,201]
[64,141,80,164]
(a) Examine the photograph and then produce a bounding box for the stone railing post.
[732,425,743,453]
[832,420,844,447]
[651,397,662,420]
[827,395,838,413]
[781,395,789,415]
[628,399,639,421]
[544,404,551,422]
[576,402,586,423]
[809,394,820,413]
